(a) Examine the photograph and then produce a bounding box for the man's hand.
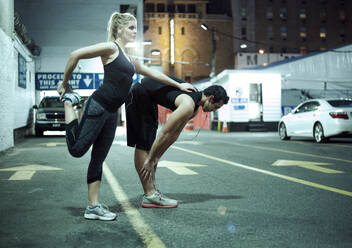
[179,83,196,92]
[140,158,155,182]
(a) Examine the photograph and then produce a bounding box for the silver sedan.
[278,99,352,143]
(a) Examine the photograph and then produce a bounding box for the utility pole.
[210,29,217,78]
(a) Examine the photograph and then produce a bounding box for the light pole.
[201,24,216,78]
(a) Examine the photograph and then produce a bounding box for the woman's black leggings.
[65,97,117,184]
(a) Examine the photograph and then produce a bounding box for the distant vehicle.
[278,99,352,143]
[33,96,65,136]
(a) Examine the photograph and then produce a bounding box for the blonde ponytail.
[107,12,137,42]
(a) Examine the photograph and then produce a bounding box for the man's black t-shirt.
[140,77,202,112]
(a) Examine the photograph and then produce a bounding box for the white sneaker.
[142,190,178,208]
[84,204,117,221]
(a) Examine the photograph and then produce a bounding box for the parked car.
[33,96,65,136]
[278,99,352,143]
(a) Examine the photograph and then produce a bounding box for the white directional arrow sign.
[272,160,343,174]
[158,161,207,175]
[83,75,92,87]
[0,165,63,180]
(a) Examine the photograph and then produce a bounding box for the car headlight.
[37,113,46,119]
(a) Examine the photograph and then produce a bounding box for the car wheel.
[313,123,326,143]
[279,123,290,140]
[35,128,43,137]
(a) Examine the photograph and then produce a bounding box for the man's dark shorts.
[126,83,158,151]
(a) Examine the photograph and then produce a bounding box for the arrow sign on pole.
[272,160,343,174]
[0,164,63,180]
[158,161,207,175]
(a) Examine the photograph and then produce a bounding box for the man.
[126,76,229,208]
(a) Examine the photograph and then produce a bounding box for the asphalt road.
[0,129,351,248]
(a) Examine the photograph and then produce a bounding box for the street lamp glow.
[201,24,208,30]
[240,44,247,49]
[259,49,265,54]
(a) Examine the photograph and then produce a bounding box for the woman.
[57,12,194,221]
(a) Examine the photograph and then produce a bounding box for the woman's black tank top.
[92,42,135,112]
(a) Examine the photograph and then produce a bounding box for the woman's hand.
[57,82,70,100]
[179,83,196,92]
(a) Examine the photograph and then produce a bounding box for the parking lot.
[0,130,351,248]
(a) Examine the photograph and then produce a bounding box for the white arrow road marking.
[175,141,202,145]
[272,160,344,174]
[83,75,92,87]
[158,161,207,175]
[0,165,63,180]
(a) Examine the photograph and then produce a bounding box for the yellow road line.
[221,141,352,164]
[103,163,166,248]
[171,146,352,197]
[291,140,352,149]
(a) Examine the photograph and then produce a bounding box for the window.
[241,7,247,20]
[177,4,186,13]
[280,8,287,20]
[280,26,287,38]
[181,27,185,35]
[158,26,162,35]
[299,9,306,19]
[320,27,327,38]
[167,4,175,13]
[267,26,273,40]
[300,46,307,54]
[241,27,246,36]
[340,29,345,38]
[281,47,287,53]
[300,27,307,38]
[145,3,155,12]
[267,7,273,20]
[339,10,346,22]
[188,4,196,13]
[295,102,319,114]
[320,9,327,21]
[157,4,165,12]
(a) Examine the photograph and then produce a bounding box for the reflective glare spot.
[226,221,237,234]
[217,205,227,215]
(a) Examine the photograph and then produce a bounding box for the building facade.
[232,0,352,55]
[143,0,234,82]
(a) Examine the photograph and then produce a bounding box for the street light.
[240,43,247,49]
[201,23,216,77]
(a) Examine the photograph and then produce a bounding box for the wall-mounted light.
[201,24,208,30]
[151,49,161,56]
[259,49,265,54]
